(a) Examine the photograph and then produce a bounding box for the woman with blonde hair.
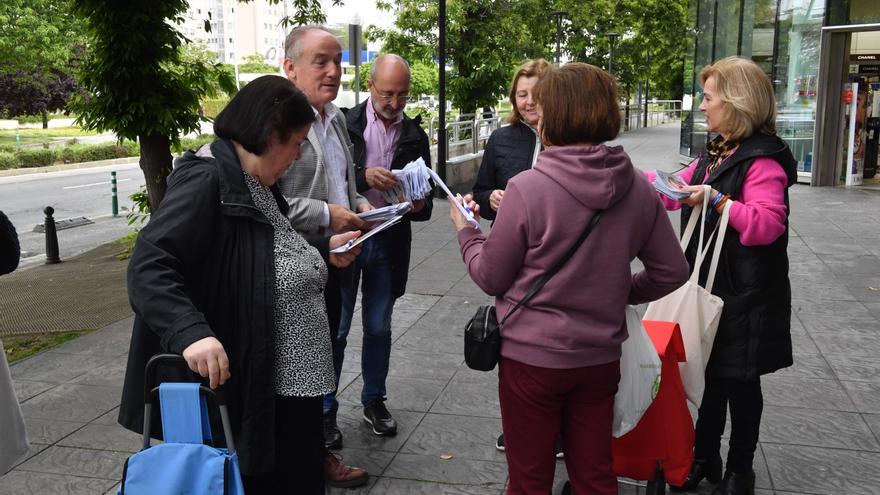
[451,63,688,494]
[472,58,550,222]
[647,56,797,495]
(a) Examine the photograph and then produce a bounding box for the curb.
[0,156,141,178]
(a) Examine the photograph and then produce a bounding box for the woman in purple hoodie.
[449,63,689,495]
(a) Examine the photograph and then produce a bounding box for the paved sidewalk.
[2,123,880,494]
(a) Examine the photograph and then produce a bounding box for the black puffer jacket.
[682,133,797,380]
[472,121,541,220]
[346,100,433,298]
[118,139,329,476]
[0,211,19,276]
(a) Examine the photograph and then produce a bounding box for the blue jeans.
[323,233,395,413]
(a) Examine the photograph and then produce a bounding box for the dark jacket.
[118,139,329,476]
[346,100,433,298]
[472,121,541,220]
[0,211,19,276]
[682,133,797,380]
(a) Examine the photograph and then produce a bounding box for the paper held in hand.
[380,157,433,205]
[424,167,481,231]
[356,202,412,223]
[653,170,691,200]
[330,215,403,253]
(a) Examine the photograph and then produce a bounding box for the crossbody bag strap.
[498,210,603,327]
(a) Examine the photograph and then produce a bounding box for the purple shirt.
[362,97,404,208]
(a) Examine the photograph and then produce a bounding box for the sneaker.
[495,433,505,452]
[324,452,369,488]
[323,411,343,450]
[363,399,397,436]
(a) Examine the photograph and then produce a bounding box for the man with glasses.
[322,54,433,442]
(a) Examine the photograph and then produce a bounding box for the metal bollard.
[44,206,61,264]
[111,171,118,217]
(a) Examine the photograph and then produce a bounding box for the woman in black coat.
[472,59,549,221]
[118,76,361,494]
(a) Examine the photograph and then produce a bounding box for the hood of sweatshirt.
[532,144,636,211]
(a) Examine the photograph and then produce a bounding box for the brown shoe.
[324,452,369,488]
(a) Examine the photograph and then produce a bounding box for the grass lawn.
[0,127,101,147]
[3,329,95,363]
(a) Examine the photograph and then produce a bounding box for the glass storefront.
[681,0,880,184]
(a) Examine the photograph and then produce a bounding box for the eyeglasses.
[375,92,410,103]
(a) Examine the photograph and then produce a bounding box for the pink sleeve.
[726,158,788,246]
[643,159,699,211]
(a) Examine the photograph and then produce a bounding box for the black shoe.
[363,399,397,436]
[670,455,722,491]
[323,411,343,450]
[555,437,564,460]
[495,433,505,452]
[711,470,755,495]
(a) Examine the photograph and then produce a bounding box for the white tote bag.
[612,306,662,438]
[643,185,730,415]
[0,340,29,474]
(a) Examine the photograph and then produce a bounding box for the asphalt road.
[0,163,145,268]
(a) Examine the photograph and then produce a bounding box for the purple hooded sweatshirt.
[458,144,689,369]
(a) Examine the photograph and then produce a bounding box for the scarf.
[705,135,738,174]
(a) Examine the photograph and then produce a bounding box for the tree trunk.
[138,132,173,212]
[42,111,48,129]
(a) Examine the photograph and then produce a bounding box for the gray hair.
[370,53,411,81]
[284,25,336,62]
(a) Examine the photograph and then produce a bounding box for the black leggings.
[241,395,324,494]
[694,376,763,474]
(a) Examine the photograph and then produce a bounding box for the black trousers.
[694,375,763,474]
[241,395,324,494]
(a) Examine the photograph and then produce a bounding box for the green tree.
[69,0,328,210]
[356,59,438,98]
[239,53,280,74]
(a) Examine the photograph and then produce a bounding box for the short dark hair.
[214,75,314,155]
[532,63,620,146]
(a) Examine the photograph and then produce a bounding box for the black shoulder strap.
[499,210,603,326]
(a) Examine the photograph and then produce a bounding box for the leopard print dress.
[244,172,335,397]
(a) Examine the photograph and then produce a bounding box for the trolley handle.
[143,353,227,405]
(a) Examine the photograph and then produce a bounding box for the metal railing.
[622,100,683,131]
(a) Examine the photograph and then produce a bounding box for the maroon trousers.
[499,357,620,495]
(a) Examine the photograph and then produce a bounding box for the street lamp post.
[550,11,568,64]
[606,32,619,75]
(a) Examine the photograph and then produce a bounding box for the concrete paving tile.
[430,295,493,313]
[387,350,463,382]
[24,418,84,445]
[774,354,834,380]
[450,363,499,387]
[842,381,880,413]
[69,356,127,387]
[328,447,395,480]
[863,414,880,446]
[20,383,121,422]
[761,376,857,412]
[368,477,504,494]
[794,300,873,320]
[762,443,880,494]
[401,413,503,462]
[759,405,879,451]
[337,371,359,394]
[430,381,500,418]
[10,352,114,384]
[15,445,129,480]
[799,237,871,256]
[801,317,879,335]
[0,470,117,495]
[10,442,49,470]
[50,318,132,357]
[811,332,880,358]
[103,482,121,495]
[12,379,56,402]
[825,355,880,383]
[789,331,820,355]
[393,293,441,311]
[393,325,465,355]
[863,302,880,318]
[382,452,508,487]
[337,376,448,413]
[848,285,880,302]
[57,424,143,453]
[91,407,120,426]
[334,405,424,452]
[406,277,456,296]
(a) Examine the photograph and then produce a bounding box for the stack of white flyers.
[380,157,432,204]
[424,167,481,231]
[653,170,691,200]
[330,215,403,253]
[357,202,412,223]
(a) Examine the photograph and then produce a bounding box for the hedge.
[17,149,56,168]
[0,152,17,170]
[60,143,132,163]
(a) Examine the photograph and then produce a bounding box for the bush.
[0,152,17,170]
[120,140,139,156]
[16,148,56,168]
[202,97,230,119]
[60,143,132,163]
[178,134,214,152]
[0,144,14,153]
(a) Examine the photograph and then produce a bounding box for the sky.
[324,0,396,32]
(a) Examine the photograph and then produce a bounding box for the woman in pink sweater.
[648,57,797,495]
[449,63,689,495]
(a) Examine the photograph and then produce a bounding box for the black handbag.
[463,210,603,371]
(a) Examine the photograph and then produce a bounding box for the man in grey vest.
[279,25,371,489]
